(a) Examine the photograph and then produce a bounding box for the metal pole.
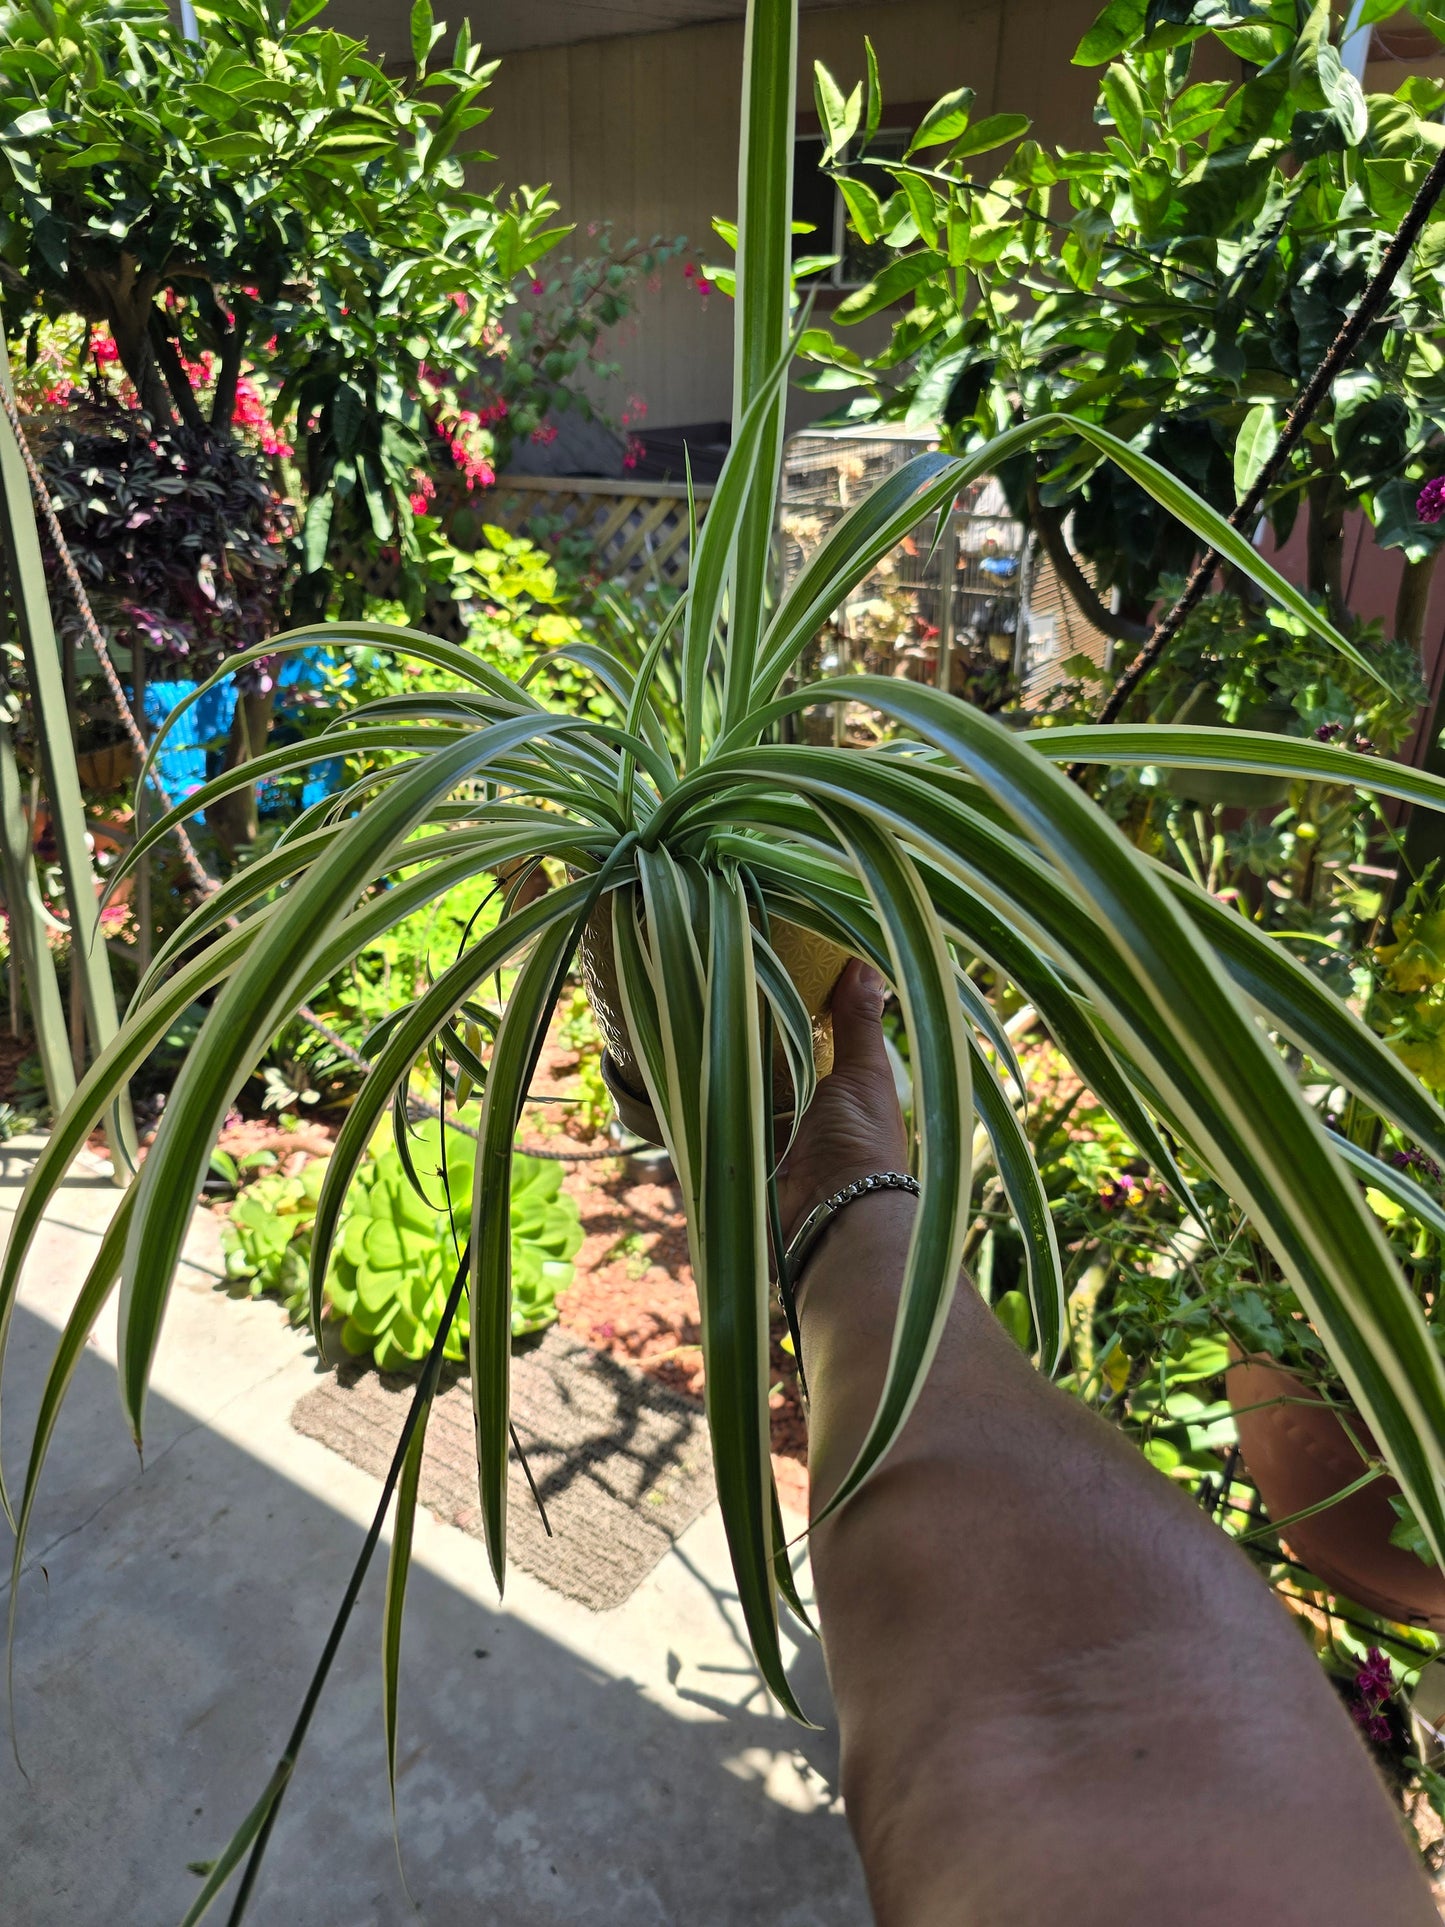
[936,500,959,696]
[0,335,135,1167]
[131,640,151,981]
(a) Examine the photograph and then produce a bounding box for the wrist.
[779,1155,910,1248]
[792,1184,918,1318]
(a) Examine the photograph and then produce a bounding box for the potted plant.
[8,1,1445,1914]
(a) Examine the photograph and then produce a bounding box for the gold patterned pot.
[579,901,851,1147]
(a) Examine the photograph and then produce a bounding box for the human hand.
[776,958,908,1248]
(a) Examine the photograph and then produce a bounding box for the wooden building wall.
[472,0,1122,432]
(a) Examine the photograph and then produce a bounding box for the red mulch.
[519,1030,811,1514]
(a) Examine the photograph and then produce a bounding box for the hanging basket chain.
[0,381,644,1158]
[1092,143,1445,732]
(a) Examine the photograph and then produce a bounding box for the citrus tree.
[801,0,1445,658]
[0,0,567,618]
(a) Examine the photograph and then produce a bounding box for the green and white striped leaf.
[698,868,806,1717]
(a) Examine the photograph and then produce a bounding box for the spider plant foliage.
[8,0,1445,1901]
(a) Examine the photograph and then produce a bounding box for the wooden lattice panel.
[482,475,713,586]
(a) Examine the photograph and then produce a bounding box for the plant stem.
[220,1244,473,1924]
[1094,144,1445,729]
[1028,487,1148,647]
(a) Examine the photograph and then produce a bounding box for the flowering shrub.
[452,230,685,476]
[28,329,292,687]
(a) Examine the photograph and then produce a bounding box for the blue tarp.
[131,647,346,815]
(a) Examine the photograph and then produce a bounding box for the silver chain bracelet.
[781,1171,920,1293]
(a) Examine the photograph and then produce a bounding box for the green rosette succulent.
[219,1162,324,1324]
[325,1129,582,1370]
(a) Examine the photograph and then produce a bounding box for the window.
[791,129,912,290]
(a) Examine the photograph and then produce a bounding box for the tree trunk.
[106,294,175,425]
[211,315,247,437]
[150,318,207,434]
[207,686,275,856]
[1028,493,1149,648]
[1306,477,1347,621]
[1396,550,1440,657]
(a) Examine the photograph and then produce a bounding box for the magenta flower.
[1418,477,1445,523]
[1356,1648,1395,1700]
[1350,1647,1396,1749]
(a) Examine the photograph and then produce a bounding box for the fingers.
[829,958,892,1083]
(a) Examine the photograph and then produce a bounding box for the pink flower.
[684,263,695,279]
[1418,477,1445,523]
[449,290,470,312]
[531,280,544,294]
[529,424,558,447]
[695,278,710,296]
[91,333,119,365]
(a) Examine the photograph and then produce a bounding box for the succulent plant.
[219,1127,582,1368]
[325,1131,582,1368]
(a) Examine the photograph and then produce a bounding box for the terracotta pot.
[1227,1351,1445,1629]
[75,742,138,792]
[579,904,851,1147]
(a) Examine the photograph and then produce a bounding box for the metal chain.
[1,384,645,1160]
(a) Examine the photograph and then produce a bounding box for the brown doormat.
[291,1328,715,1611]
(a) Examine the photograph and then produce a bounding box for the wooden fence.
[481,475,713,587]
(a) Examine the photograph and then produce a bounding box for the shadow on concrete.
[0,1303,865,1927]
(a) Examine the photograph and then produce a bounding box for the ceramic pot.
[579,905,851,1147]
[1168,684,1293,811]
[1227,1351,1445,1629]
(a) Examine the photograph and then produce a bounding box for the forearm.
[800,1194,1433,1927]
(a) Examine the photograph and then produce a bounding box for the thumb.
[828,958,892,1081]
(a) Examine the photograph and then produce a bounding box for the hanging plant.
[8,0,1445,1916]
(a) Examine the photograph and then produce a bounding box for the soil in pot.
[1227,1351,1445,1629]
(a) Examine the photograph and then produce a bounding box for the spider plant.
[9,0,1445,1913]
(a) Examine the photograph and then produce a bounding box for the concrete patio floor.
[0,1139,870,1926]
